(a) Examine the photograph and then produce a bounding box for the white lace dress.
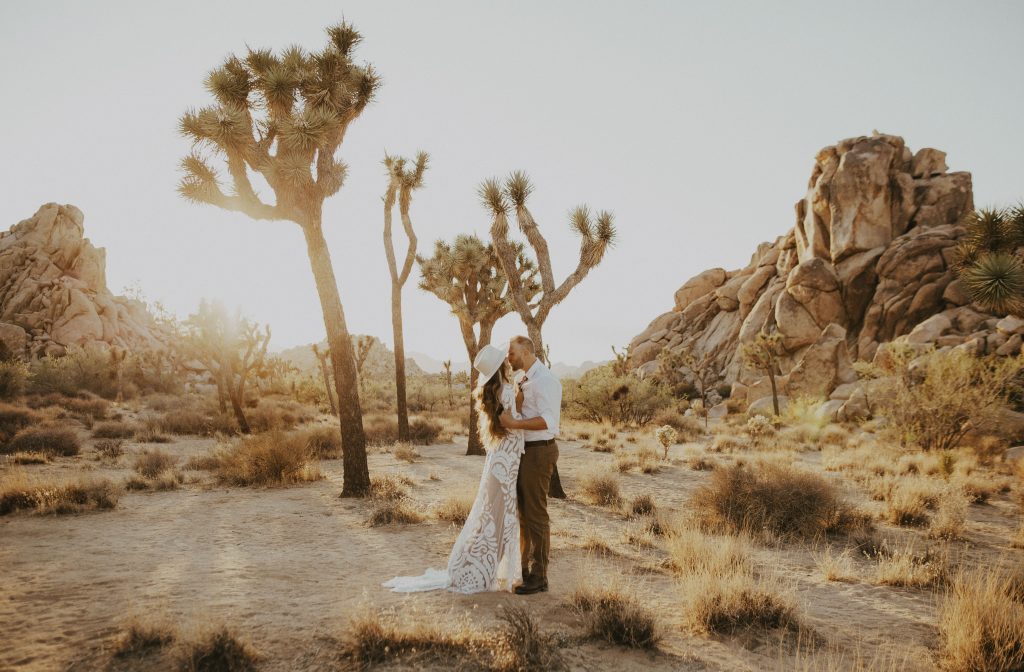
[382,382,525,593]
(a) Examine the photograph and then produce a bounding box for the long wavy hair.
[475,361,510,443]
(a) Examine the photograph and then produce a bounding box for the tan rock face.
[0,203,170,359]
[627,132,1008,402]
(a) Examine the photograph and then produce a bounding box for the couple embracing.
[382,335,561,596]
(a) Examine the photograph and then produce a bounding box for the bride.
[381,343,526,593]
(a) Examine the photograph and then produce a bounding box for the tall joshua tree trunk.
[383,152,429,442]
[302,218,369,494]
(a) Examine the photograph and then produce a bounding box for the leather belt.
[524,438,556,448]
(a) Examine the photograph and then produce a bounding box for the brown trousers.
[517,441,558,584]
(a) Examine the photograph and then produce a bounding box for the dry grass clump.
[94,438,124,459]
[637,445,661,473]
[680,568,797,635]
[879,478,944,527]
[0,402,41,443]
[133,426,173,443]
[25,393,109,421]
[1013,522,1024,550]
[819,424,850,447]
[8,451,50,464]
[938,566,1024,671]
[709,433,748,453]
[590,439,614,453]
[663,527,750,576]
[295,425,342,458]
[434,490,474,525]
[112,618,176,658]
[369,473,413,501]
[391,442,420,463]
[246,397,316,433]
[578,469,623,507]
[92,420,137,439]
[213,430,322,487]
[2,427,81,456]
[363,414,447,446]
[874,542,948,588]
[133,448,176,478]
[955,474,999,504]
[626,493,657,518]
[367,474,423,526]
[339,603,565,671]
[927,496,968,541]
[568,579,661,649]
[814,546,856,582]
[156,407,236,437]
[692,462,858,540]
[179,624,260,672]
[614,451,637,472]
[0,471,120,515]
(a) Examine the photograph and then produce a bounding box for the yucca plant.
[176,21,379,495]
[382,152,429,442]
[954,204,1024,316]
[417,235,539,454]
[478,172,617,364]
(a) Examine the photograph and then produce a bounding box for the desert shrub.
[213,430,322,486]
[651,409,702,441]
[246,398,315,433]
[367,499,425,526]
[339,604,564,670]
[692,462,856,539]
[113,619,176,658]
[370,473,413,501]
[709,433,747,453]
[296,425,341,458]
[654,425,678,459]
[92,421,137,439]
[134,449,176,478]
[578,469,623,507]
[157,408,236,436]
[3,428,80,456]
[0,473,120,515]
[568,583,660,649]
[781,396,830,441]
[410,417,446,444]
[870,347,1021,452]
[928,496,968,540]
[627,494,657,517]
[564,364,670,427]
[435,491,474,525]
[26,345,132,399]
[9,451,48,464]
[134,426,172,443]
[179,625,259,672]
[818,424,850,448]
[938,565,1024,671]
[745,414,776,446]
[679,568,796,634]
[0,359,31,399]
[874,543,948,588]
[94,439,124,458]
[0,403,40,444]
[391,442,420,462]
[614,451,637,472]
[637,445,661,474]
[814,546,856,582]
[363,415,446,446]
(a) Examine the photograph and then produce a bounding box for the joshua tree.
[479,171,617,364]
[659,347,716,427]
[383,151,429,440]
[611,345,630,376]
[442,360,454,408]
[740,331,784,416]
[176,21,377,496]
[417,234,539,454]
[355,335,375,397]
[954,204,1024,315]
[184,299,271,433]
[311,343,337,415]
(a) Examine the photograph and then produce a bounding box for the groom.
[500,335,561,595]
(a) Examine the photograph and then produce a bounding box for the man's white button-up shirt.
[518,358,561,442]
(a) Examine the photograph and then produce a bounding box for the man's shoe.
[514,581,548,595]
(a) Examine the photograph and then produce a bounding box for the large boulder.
[0,203,171,359]
[626,132,1012,403]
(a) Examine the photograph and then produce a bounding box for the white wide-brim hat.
[473,343,507,381]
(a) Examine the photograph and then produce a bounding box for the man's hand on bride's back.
[499,410,516,428]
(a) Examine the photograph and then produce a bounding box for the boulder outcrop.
[627,132,1013,411]
[0,203,170,359]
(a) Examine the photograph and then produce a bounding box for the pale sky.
[2,1,1022,368]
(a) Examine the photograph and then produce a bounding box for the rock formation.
[627,132,1020,417]
[0,203,170,359]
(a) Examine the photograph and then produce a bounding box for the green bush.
[0,360,31,399]
[564,364,670,427]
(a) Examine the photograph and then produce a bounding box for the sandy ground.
[1,411,1020,671]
